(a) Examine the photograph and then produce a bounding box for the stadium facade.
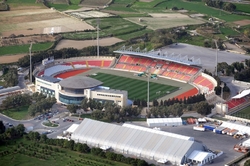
[35,75,127,107]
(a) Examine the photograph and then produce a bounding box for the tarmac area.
[132,121,244,166]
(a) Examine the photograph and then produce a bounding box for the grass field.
[0,42,54,56]
[231,106,250,119]
[0,138,129,166]
[1,106,29,120]
[89,72,178,101]
[235,3,250,14]
[220,27,239,36]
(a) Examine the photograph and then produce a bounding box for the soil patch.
[0,54,27,64]
[234,19,250,26]
[55,37,124,50]
[139,0,153,2]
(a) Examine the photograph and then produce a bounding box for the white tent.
[66,124,79,134]
[147,118,182,127]
[242,139,250,147]
[71,118,206,165]
[220,122,250,135]
[188,150,216,165]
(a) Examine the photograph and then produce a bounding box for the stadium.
[32,46,228,165]
[34,46,218,107]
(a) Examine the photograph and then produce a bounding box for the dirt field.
[0,54,27,64]
[234,19,250,26]
[55,37,124,50]
[125,13,204,30]
[0,7,95,37]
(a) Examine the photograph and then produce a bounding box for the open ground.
[55,37,124,50]
[0,7,95,37]
[125,13,204,30]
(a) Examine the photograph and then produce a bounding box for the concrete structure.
[71,118,218,165]
[35,75,127,107]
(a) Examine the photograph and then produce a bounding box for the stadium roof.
[59,76,103,89]
[71,118,205,165]
[114,45,201,66]
[232,89,250,99]
[38,75,61,83]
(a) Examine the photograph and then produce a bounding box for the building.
[71,118,219,165]
[147,118,183,127]
[35,75,127,107]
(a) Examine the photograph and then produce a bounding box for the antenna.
[96,18,100,58]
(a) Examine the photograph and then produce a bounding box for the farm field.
[125,13,204,30]
[0,6,95,37]
[55,37,124,50]
[89,72,178,101]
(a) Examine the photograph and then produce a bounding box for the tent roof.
[220,122,250,135]
[123,123,194,141]
[188,150,215,162]
[71,119,203,164]
[147,118,182,124]
[232,89,250,99]
[66,124,79,133]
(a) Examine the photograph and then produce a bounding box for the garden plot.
[234,19,250,26]
[67,11,114,19]
[126,13,204,30]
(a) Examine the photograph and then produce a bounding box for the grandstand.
[114,46,202,83]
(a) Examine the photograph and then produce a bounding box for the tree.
[0,121,5,134]
[67,104,78,114]
[223,3,236,12]
[91,110,103,120]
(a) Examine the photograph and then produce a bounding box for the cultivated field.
[89,72,179,101]
[0,54,27,64]
[0,7,95,37]
[125,13,204,30]
[55,37,124,50]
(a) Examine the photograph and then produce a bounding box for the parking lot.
[131,121,244,166]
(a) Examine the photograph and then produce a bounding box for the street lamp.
[220,82,224,99]
[29,43,33,83]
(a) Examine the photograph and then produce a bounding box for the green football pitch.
[89,72,178,101]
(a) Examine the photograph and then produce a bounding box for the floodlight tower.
[29,43,33,83]
[96,18,100,58]
[214,40,218,77]
[146,67,151,113]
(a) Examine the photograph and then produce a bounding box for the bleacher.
[193,75,214,91]
[115,55,200,82]
[44,65,73,76]
[226,98,247,110]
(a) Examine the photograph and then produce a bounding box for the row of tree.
[0,124,25,145]
[133,93,206,107]
[18,46,109,68]
[1,93,31,110]
[203,0,236,12]
[149,101,213,118]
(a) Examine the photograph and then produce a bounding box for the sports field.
[231,106,250,119]
[89,72,178,101]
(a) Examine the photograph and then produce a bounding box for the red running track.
[54,69,90,79]
[175,88,199,100]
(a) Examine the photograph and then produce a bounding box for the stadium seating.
[226,98,247,110]
[193,75,214,91]
[44,65,73,76]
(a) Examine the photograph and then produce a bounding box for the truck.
[234,144,249,153]
[193,126,205,131]
[203,125,215,131]
[228,129,239,136]
[222,128,230,134]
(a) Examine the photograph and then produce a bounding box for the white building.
[147,118,183,127]
[35,75,127,107]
